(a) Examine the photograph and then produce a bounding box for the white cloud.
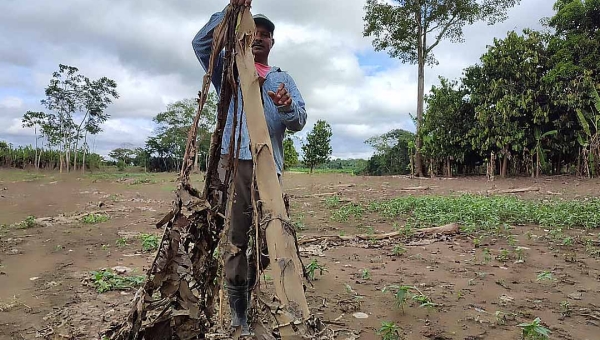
[0,0,556,160]
[0,96,23,109]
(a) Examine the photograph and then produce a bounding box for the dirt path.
[1,169,599,339]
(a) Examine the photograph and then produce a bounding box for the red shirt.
[255,62,270,78]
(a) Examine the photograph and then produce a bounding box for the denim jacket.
[192,8,307,175]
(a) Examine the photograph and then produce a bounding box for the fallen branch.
[399,186,430,191]
[298,223,460,245]
[488,186,540,194]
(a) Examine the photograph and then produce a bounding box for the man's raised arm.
[191,8,227,93]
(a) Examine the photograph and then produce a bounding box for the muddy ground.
[1,169,599,340]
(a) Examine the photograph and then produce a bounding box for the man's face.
[252,24,273,60]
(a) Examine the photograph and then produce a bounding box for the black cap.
[253,13,275,33]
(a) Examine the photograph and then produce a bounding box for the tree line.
[0,141,103,170]
[362,0,600,178]
[1,64,119,172]
[106,95,335,174]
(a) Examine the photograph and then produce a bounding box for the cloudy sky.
[0,0,555,160]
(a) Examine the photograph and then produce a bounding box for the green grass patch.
[140,233,160,252]
[0,169,49,182]
[18,215,37,229]
[89,269,145,293]
[82,213,110,224]
[328,194,600,231]
[286,167,357,174]
[85,170,156,181]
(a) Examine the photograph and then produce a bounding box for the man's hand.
[230,0,252,6]
[268,83,293,108]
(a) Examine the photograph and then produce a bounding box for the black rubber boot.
[227,284,251,336]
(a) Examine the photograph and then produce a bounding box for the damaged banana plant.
[103,4,325,340]
[103,5,243,339]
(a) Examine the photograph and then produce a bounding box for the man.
[192,0,307,335]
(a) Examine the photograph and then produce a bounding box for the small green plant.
[362,225,375,235]
[82,213,109,224]
[496,249,511,262]
[473,236,482,248]
[507,234,518,247]
[361,269,371,280]
[392,245,406,256]
[536,271,554,282]
[562,237,573,246]
[116,237,128,247]
[517,317,551,339]
[382,285,435,312]
[130,178,154,185]
[324,195,341,209]
[305,259,327,280]
[377,321,400,340]
[559,300,571,317]
[18,215,37,229]
[140,234,160,252]
[89,269,145,293]
[483,248,492,263]
[548,228,563,240]
[293,220,306,231]
[515,247,527,262]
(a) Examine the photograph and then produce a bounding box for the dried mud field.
[1,169,600,340]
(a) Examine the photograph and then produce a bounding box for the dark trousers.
[217,156,277,287]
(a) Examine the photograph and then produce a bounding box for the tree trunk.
[82,149,87,174]
[34,127,39,170]
[446,157,451,177]
[536,149,540,178]
[73,147,78,172]
[501,154,508,178]
[414,26,425,177]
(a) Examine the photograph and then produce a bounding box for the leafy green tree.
[38,64,118,173]
[77,76,118,173]
[544,0,600,175]
[301,120,333,173]
[466,29,551,177]
[364,129,415,176]
[145,93,217,172]
[133,147,151,172]
[363,0,521,177]
[422,77,477,176]
[21,111,47,169]
[109,148,136,165]
[283,136,299,170]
